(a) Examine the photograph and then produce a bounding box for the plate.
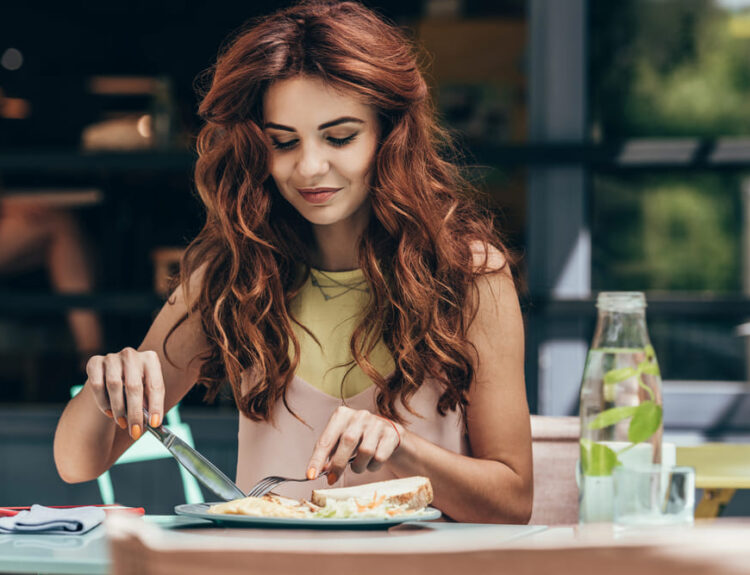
[174,503,442,530]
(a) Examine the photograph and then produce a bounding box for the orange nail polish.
[104,409,113,418]
[117,417,127,429]
[327,472,338,486]
[306,468,317,480]
[150,413,160,428]
[131,424,141,440]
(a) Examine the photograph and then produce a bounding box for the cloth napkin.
[0,505,105,535]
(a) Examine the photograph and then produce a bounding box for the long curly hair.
[167,0,510,424]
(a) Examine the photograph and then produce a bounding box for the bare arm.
[388,264,532,522]
[306,250,533,523]
[54,275,211,483]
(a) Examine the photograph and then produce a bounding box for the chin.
[299,210,345,226]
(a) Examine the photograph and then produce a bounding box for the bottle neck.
[591,309,651,350]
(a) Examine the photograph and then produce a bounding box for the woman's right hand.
[85,347,166,440]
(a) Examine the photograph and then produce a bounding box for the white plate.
[174,503,442,529]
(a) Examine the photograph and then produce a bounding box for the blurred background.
[1,0,749,512]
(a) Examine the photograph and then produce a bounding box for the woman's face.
[263,76,379,236]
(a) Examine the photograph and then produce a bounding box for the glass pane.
[590,1,750,384]
[592,171,747,382]
[592,172,743,292]
[591,0,750,139]
[650,317,745,381]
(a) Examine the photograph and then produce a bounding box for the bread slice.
[311,476,433,510]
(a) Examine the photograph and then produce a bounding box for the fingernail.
[131,424,141,440]
[327,472,338,486]
[306,467,317,480]
[117,417,127,429]
[104,409,113,418]
[150,413,160,428]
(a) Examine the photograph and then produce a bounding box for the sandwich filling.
[207,476,434,520]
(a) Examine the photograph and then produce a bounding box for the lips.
[297,187,341,204]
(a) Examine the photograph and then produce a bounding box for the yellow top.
[288,267,395,399]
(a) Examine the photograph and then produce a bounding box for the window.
[590,0,750,385]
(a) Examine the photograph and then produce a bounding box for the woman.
[54,0,532,523]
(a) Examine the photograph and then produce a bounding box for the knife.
[143,410,246,502]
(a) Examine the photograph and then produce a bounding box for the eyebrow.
[264,116,365,132]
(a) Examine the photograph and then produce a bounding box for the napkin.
[0,505,105,535]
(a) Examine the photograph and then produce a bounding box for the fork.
[246,456,356,498]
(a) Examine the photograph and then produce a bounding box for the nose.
[296,141,329,179]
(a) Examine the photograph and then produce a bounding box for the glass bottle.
[578,292,663,523]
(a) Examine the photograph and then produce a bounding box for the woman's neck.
[310,223,367,271]
[309,199,371,271]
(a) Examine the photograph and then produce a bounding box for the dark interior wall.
[0,0,426,150]
[0,0,528,149]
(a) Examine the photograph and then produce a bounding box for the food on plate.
[207,494,316,518]
[207,476,434,520]
[312,475,433,511]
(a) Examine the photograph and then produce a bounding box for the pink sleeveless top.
[236,374,470,499]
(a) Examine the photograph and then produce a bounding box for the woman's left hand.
[306,405,404,485]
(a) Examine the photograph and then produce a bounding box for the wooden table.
[0,516,546,575]
[676,444,750,518]
[106,516,750,575]
[4,515,750,575]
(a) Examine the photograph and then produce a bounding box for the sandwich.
[312,475,433,511]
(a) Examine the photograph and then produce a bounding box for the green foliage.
[591,1,746,293]
[638,359,660,376]
[603,367,639,386]
[644,345,656,361]
[582,348,663,476]
[642,183,739,290]
[587,405,639,430]
[592,0,750,137]
[628,401,663,443]
[581,439,622,476]
[592,173,741,292]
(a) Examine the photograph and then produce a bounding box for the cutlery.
[143,410,246,502]
[246,455,357,498]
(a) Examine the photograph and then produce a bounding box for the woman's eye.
[270,133,357,150]
[271,138,298,151]
[327,133,358,147]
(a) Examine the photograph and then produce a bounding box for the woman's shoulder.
[469,240,509,275]
[167,260,210,309]
[466,241,521,329]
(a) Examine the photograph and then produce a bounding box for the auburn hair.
[167,0,511,424]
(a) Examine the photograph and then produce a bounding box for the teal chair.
[69,385,204,504]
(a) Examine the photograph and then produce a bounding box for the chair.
[528,415,580,525]
[69,385,204,504]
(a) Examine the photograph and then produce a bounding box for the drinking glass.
[613,464,695,527]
